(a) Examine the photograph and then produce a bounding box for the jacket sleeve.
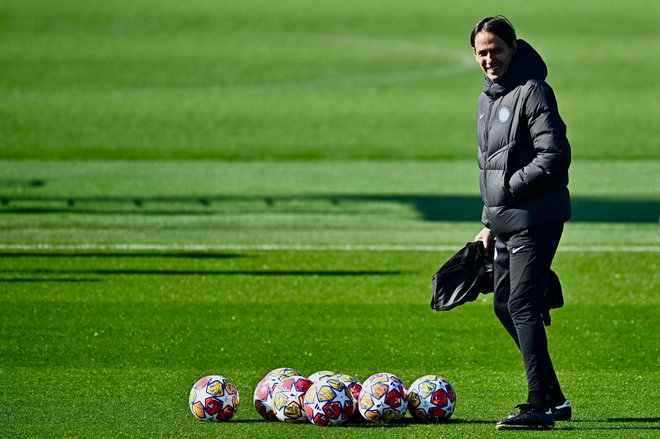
[481,205,490,228]
[507,81,571,200]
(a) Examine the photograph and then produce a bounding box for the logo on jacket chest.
[497,106,511,123]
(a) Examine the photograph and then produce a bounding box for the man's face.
[473,31,517,83]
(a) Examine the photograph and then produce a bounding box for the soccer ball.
[331,373,362,406]
[254,367,303,421]
[189,375,240,422]
[408,375,456,423]
[308,370,337,383]
[358,373,407,424]
[272,376,312,423]
[303,378,355,426]
[268,367,303,378]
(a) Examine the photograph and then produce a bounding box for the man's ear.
[512,39,518,55]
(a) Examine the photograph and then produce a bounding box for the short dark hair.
[470,16,517,48]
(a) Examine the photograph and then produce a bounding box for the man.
[470,16,572,430]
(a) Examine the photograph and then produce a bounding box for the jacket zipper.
[483,97,495,228]
[483,97,494,154]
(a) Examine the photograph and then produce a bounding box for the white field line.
[0,244,659,253]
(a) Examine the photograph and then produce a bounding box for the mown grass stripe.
[1,244,658,253]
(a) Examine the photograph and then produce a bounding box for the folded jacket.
[430,241,563,326]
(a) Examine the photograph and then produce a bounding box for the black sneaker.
[552,399,572,421]
[495,403,555,430]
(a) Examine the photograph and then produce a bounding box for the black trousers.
[493,223,565,409]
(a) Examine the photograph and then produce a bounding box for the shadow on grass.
[0,269,407,277]
[0,252,246,260]
[0,278,100,283]
[1,194,658,223]
[332,417,660,431]
[440,418,495,425]
[227,419,412,427]
[0,207,218,216]
[334,417,660,431]
[555,417,660,431]
[225,418,660,431]
[0,178,45,188]
[231,418,500,427]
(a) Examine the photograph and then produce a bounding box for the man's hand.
[474,227,494,255]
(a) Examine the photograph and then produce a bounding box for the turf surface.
[1,161,658,438]
[1,0,660,437]
[1,0,658,160]
[1,247,658,438]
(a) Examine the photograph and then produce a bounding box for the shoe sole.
[553,407,572,421]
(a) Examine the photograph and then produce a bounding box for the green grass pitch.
[1,0,659,438]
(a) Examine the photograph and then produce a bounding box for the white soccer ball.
[408,375,456,423]
[253,367,303,421]
[358,372,407,424]
[189,375,240,422]
[308,370,337,383]
[272,376,313,423]
[303,378,355,426]
[329,373,362,413]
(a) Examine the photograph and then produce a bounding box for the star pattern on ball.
[307,401,326,420]
[332,388,353,410]
[416,393,437,413]
[284,383,306,403]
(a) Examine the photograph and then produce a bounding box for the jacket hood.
[483,39,547,98]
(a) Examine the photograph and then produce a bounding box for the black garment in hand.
[430,241,563,326]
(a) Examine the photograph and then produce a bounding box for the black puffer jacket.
[477,39,571,236]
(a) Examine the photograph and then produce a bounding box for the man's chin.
[487,73,504,83]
